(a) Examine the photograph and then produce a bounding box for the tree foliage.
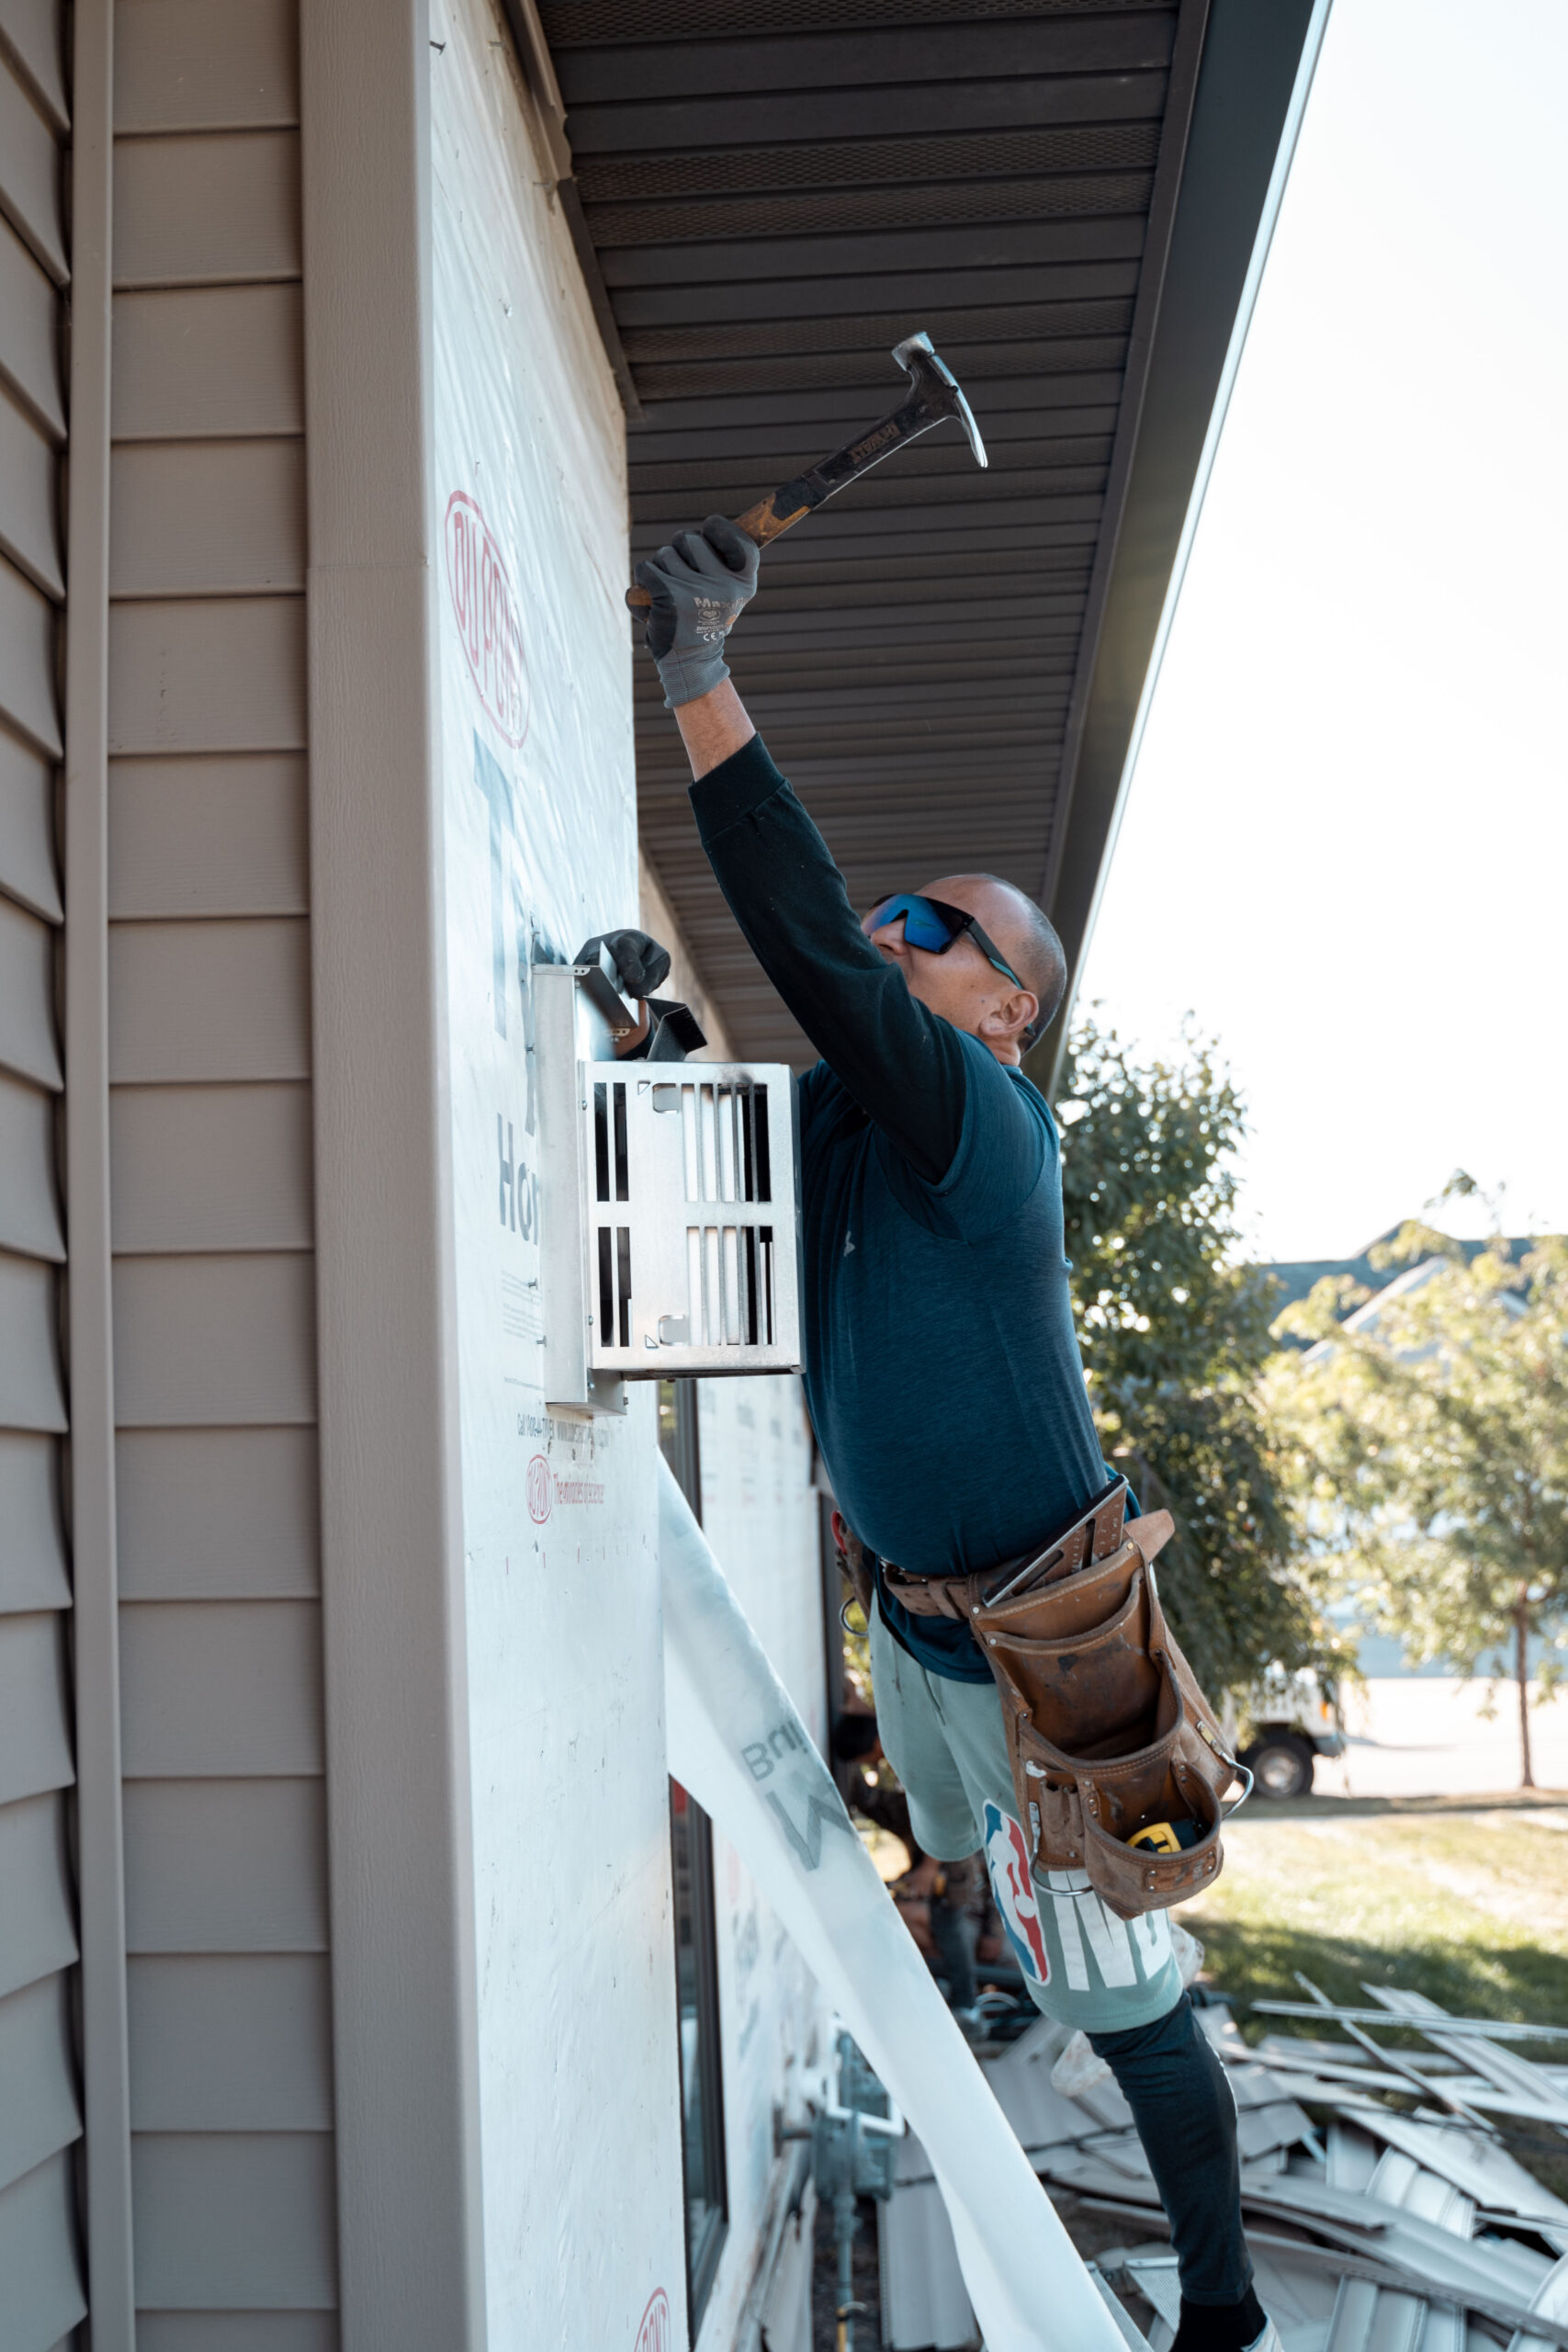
[1266,1202,1568,1787]
[1056,1018,1327,1700]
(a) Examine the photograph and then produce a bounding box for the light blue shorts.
[870,1598,1184,2034]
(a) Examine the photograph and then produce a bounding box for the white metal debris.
[875,1986,1568,2352]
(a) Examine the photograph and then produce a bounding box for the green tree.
[1055,1017,1327,1699]
[1267,1206,1568,1788]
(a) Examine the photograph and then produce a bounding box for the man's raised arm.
[673,677,755,781]
[634,519,970,1184]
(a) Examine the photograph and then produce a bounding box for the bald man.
[636,520,1269,2352]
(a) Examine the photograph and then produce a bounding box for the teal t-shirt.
[691,733,1108,1679]
[797,1040,1107,1677]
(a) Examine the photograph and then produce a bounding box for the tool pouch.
[970,1512,1248,1919]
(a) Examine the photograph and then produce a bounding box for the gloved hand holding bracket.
[574,927,673,1001]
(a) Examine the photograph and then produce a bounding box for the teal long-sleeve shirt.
[690,732,1108,1679]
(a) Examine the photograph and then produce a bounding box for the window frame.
[659,1379,729,2327]
[669,1780,728,2323]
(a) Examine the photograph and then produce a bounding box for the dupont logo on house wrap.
[635,2289,671,2352]
[525,1454,552,1523]
[446,491,529,747]
[982,1800,1050,1984]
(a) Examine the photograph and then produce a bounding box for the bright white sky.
[1074,0,1568,1265]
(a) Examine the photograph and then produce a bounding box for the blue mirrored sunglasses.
[863,890,1026,994]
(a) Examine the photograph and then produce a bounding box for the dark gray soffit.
[536,0,1318,1067]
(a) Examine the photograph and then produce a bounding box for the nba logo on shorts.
[982,1800,1050,1984]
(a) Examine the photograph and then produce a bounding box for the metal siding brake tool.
[624,330,987,611]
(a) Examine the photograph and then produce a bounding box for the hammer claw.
[892,329,987,469]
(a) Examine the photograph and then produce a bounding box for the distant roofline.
[1263,1225,1540,1278]
[1260,1226,1545,1339]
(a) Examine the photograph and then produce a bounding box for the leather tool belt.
[879,1561,976,1623]
[838,1483,1251,1920]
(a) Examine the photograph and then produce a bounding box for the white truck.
[1231,1669,1347,1799]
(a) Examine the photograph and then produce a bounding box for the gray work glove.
[574,927,672,999]
[634,515,760,708]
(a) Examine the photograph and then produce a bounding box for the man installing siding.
[634,517,1276,2352]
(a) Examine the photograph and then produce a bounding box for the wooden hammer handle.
[624,490,813,612]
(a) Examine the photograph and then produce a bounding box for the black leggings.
[1089,1994,1252,2305]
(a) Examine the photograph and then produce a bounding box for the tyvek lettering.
[472,734,514,1037]
[511,885,542,1136]
[742,1742,773,1781]
[765,1782,857,1871]
[497,1116,539,1237]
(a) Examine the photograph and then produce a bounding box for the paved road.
[1309,1677,1568,1798]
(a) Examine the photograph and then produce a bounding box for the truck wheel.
[1240,1731,1314,1801]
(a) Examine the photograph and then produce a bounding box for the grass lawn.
[1179,1798,1568,2028]
[1176,1798,1568,2191]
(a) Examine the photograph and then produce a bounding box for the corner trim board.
[63,0,139,2337]
[299,0,487,2340]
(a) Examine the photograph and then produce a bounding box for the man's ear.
[980,988,1038,1043]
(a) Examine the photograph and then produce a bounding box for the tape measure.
[1126,1819,1199,1855]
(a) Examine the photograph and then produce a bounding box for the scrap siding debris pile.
[881,1985,1568,2352]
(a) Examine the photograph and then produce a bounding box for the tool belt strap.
[878,1560,986,1623]
[836,1514,986,1625]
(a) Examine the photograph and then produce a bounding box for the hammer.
[624,330,987,611]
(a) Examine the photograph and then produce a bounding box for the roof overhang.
[521,0,1329,1078]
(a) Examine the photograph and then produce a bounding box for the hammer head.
[892,330,988,469]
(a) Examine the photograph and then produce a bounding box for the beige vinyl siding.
[122,1778,329,1953]
[116,1426,320,1601]
[0,211,66,439]
[0,373,62,595]
[0,0,87,2343]
[0,2151,83,2352]
[112,283,306,440]
[110,440,306,597]
[108,915,311,1080]
[0,1611,73,1797]
[0,519,60,755]
[0,1252,65,1426]
[0,4,67,280]
[0,885,64,1084]
[0,728,62,922]
[109,0,336,2332]
[135,2323,338,2352]
[107,752,309,920]
[0,1781,75,1994]
[0,1078,62,1259]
